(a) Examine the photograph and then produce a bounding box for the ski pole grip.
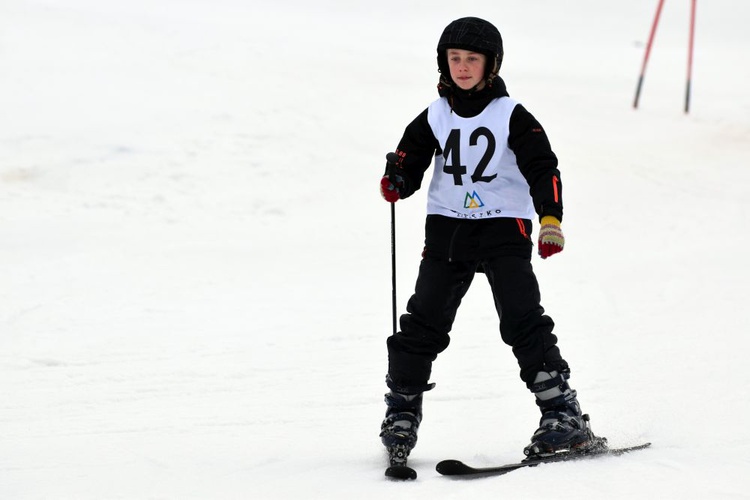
[385,152,399,182]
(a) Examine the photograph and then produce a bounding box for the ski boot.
[523,371,606,458]
[380,391,423,465]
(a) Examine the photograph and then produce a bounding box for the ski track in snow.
[1,0,749,498]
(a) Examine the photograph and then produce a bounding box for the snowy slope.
[1,0,749,498]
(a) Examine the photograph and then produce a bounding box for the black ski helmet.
[437,17,504,80]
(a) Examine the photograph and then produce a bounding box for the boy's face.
[446,48,487,90]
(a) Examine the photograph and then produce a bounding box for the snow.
[1,0,749,498]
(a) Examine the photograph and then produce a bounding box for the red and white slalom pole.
[634,0,698,112]
[684,0,697,113]
[633,0,666,109]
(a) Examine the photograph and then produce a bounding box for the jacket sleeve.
[508,104,563,222]
[385,108,439,199]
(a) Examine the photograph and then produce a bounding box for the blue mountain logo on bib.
[464,191,485,209]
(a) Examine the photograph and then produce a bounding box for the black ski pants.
[387,253,569,392]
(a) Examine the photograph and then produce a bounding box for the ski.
[436,442,651,478]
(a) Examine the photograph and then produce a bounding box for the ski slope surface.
[1,1,749,498]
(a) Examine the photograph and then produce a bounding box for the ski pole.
[390,201,397,336]
[633,0,666,109]
[685,0,697,113]
[385,152,400,336]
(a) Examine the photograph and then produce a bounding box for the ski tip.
[637,442,651,448]
[435,459,470,475]
[385,465,417,480]
[606,441,651,453]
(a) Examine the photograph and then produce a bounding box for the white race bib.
[426,97,536,220]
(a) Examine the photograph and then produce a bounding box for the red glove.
[380,175,403,203]
[538,216,564,259]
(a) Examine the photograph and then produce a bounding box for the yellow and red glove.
[538,216,564,259]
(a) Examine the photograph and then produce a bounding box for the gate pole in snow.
[685,0,697,113]
[633,0,666,109]
[633,0,697,113]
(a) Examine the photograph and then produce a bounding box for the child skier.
[379,17,597,465]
